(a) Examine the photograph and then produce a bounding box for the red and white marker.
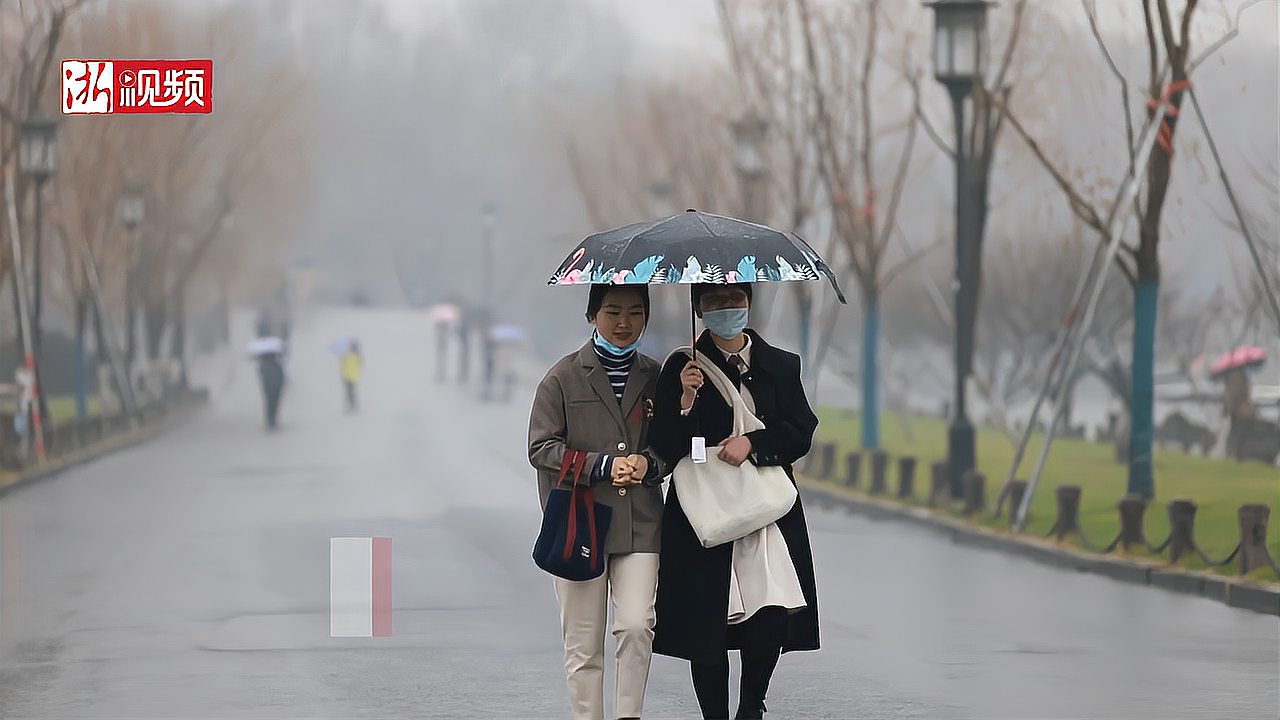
[330,537,392,637]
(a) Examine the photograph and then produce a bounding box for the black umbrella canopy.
[548,209,846,303]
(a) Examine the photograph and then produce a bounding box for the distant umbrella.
[429,303,461,324]
[329,337,359,356]
[246,336,285,358]
[1210,346,1265,379]
[489,324,526,344]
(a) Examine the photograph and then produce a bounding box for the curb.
[0,396,207,497]
[799,478,1280,617]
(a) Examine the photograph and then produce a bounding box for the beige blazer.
[528,342,667,555]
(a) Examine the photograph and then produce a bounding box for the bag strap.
[666,346,758,437]
[556,448,579,489]
[561,451,589,563]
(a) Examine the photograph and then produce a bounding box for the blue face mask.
[593,330,642,355]
[702,308,749,340]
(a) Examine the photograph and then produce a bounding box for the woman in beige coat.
[528,284,668,720]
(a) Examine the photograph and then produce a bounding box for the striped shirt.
[593,337,636,404]
[591,336,637,482]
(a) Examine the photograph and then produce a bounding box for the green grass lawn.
[0,395,102,427]
[814,408,1280,583]
[46,395,102,426]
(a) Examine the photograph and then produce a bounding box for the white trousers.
[553,552,659,720]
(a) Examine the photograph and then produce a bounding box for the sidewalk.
[0,391,207,497]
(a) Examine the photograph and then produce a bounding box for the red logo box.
[62,60,213,115]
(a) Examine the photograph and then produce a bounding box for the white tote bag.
[669,349,799,548]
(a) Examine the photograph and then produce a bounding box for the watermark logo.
[62,60,213,115]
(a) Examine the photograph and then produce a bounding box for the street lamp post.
[731,112,769,225]
[732,112,774,327]
[19,117,57,447]
[927,0,990,498]
[480,203,497,401]
[648,179,679,349]
[648,179,673,219]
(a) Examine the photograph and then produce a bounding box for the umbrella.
[1210,346,1265,379]
[246,336,285,358]
[429,303,461,324]
[547,210,846,303]
[328,337,359,356]
[548,210,846,346]
[489,324,526,344]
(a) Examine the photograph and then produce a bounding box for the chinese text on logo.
[62,60,213,115]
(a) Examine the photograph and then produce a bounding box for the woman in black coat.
[649,282,820,720]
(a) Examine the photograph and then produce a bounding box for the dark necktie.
[729,354,746,388]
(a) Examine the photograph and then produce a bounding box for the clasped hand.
[611,454,649,486]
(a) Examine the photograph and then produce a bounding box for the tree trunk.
[219,285,230,345]
[73,295,89,419]
[795,285,813,372]
[172,290,188,390]
[144,294,167,362]
[1125,20,1189,494]
[1128,280,1158,497]
[125,279,137,369]
[860,286,881,450]
[1223,369,1255,461]
[91,292,109,364]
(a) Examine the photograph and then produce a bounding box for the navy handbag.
[533,450,613,581]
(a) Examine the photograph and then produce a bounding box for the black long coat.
[649,329,820,663]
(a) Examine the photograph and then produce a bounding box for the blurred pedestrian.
[528,285,669,720]
[435,317,451,384]
[430,303,460,384]
[248,323,287,431]
[457,307,473,384]
[649,283,821,720]
[340,340,363,413]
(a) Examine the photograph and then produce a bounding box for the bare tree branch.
[880,235,945,289]
[1083,0,1136,166]
[715,0,752,101]
[989,0,1027,99]
[1142,0,1162,98]
[565,138,609,230]
[1188,0,1266,73]
[986,94,1107,232]
[873,75,920,266]
[916,103,954,158]
[1177,0,1201,61]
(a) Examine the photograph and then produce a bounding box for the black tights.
[689,608,786,720]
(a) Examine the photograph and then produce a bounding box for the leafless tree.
[991,0,1266,492]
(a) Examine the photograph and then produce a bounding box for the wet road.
[1,308,1276,719]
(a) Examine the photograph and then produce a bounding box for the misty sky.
[273,0,1277,379]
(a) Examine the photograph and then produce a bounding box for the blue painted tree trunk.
[1128,281,1158,498]
[74,321,88,419]
[861,298,880,450]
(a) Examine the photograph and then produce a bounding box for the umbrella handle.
[690,285,696,350]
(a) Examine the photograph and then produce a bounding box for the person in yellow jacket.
[340,340,363,413]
